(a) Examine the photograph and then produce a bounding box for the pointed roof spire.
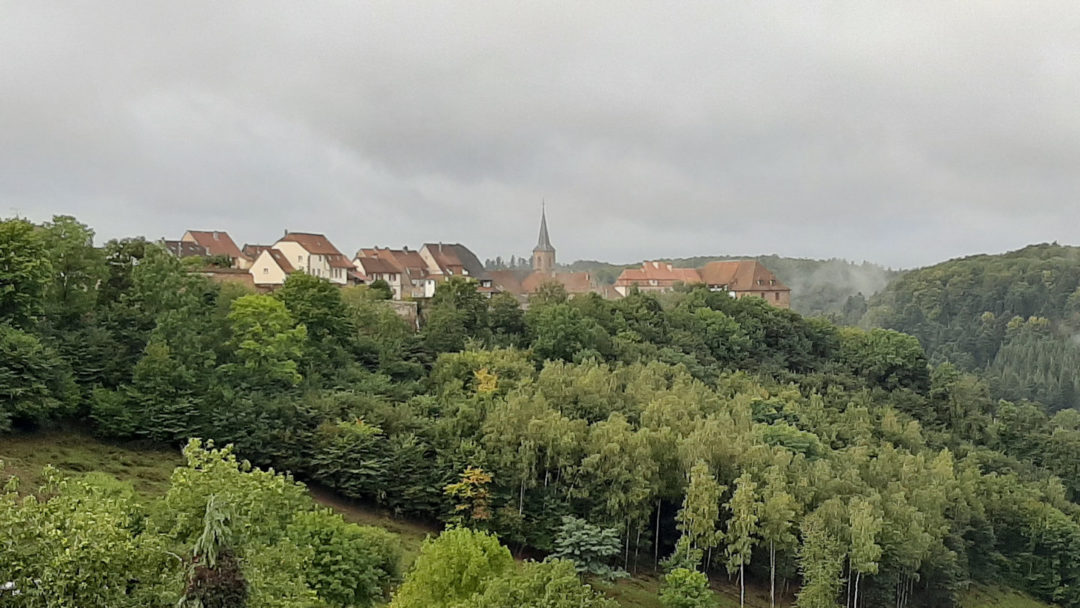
[535,201,554,252]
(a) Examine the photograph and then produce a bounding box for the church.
[489,207,607,299]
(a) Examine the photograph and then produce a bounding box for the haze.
[3,2,1079,268]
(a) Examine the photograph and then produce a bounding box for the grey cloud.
[3,1,1080,267]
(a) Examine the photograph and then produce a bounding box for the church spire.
[532,201,556,273]
[535,201,554,252]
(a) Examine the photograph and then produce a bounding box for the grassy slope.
[0,432,1054,608]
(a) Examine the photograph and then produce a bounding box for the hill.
[566,255,897,319]
[4,215,1080,608]
[861,243,1080,411]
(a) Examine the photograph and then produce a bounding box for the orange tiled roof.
[279,232,353,268]
[614,262,702,286]
[489,270,526,294]
[355,256,401,275]
[522,271,594,294]
[700,260,789,292]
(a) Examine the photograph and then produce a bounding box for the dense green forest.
[4,217,1080,608]
[563,256,896,319]
[862,243,1080,412]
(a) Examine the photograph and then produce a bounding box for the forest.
[4,216,1080,608]
[862,243,1080,412]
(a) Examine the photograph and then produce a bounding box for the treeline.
[4,216,1080,607]
[863,242,1080,411]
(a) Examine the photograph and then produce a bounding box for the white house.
[272,232,353,285]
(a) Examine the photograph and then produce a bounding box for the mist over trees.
[4,216,1080,607]
[563,255,896,321]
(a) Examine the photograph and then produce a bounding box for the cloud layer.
[3,2,1079,267]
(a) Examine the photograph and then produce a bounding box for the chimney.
[283,229,288,237]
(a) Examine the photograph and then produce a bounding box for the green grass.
[0,432,1058,608]
[0,430,182,496]
[961,584,1057,608]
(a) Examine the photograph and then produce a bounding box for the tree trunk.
[654,498,662,569]
[740,563,746,608]
[624,516,631,570]
[519,478,525,514]
[634,528,642,575]
[770,541,776,608]
[846,559,852,608]
[853,571,860,608]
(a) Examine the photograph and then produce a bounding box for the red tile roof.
[355,256,401,275]
[357,248,430,280]
[489,270,526,294]
[185,231,249,261]
[278,232,353,268]
[700,260,789,292]
[522,271,595,294]
[614,262,702,287]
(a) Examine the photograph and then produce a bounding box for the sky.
[3,2,1080,269]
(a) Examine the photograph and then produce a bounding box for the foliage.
[550,516,627,580]
[0,218,51,327]
[8,216,1080,608]
[391,526,514,607]
[660,568,716,608]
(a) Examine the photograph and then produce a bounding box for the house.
[419,243,494,293]
[181,230,252,269]
[354,247,436,299]
[613,262,702,296]
[699,260,791,308]
[353,255,406,298]
[271,231,353,285]
[613,259,791,308]
[249,247,296,288]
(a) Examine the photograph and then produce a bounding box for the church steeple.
[532,203,556,273]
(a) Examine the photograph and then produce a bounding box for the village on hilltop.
[162,208,791,308]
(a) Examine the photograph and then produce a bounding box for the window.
[263,268,268,275]
[297,256,302,263]
[774,292,780,301]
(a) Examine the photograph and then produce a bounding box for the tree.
[390,527,514,608]
[489,291,526,346]
[285,509,402,607]
[180,495,249,608]
[550,516,626,580]
[369,279,394,300]
[444,467,494,526]
[796,511,845,608]
[220,294,307,389]
[39,215,105,324]
[660,567,716,608]
[759,468,799,608]
[0,324,77,431]
[674,461,724,570]
[0,217,51,327]
[725,473,760,608]
[847,497,882,608]
[460,559,618,608]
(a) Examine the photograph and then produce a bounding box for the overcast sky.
[3,2,1079,268]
